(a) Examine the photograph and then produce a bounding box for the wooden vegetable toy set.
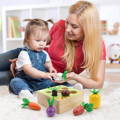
[21,87,101,117]
[37,85,83,114]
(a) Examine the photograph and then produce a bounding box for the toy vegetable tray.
[37,85,83,114]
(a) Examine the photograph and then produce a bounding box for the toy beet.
[61,89,70,96]
[73,105,84,116]
[46,97,56,117]
[21,98,41,110]
[89,89,101,109]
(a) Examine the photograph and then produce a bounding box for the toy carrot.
[21,98,41,110]
[89,89,101,109]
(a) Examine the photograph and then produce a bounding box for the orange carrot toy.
[21,98,41,110]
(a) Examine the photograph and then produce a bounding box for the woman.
[0,1,106,88]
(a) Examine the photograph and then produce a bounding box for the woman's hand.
[66,72,78,81]
[9,58,17,77]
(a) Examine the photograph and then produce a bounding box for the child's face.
[28,36,47,51]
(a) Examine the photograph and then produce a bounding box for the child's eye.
[43,40,47,42]
[36,39,47,42]
[36,40,40,42]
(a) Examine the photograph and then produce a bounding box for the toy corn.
[89,89,101,109]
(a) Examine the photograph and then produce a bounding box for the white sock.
[73,83,83,90]
[19,90,36,102]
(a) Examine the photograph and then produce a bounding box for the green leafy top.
[91,89,100,94]
[62,70,68,80]
[81,102,93,112]
[47,97,55,106]
[48,86,60,91]
[21,98,30,108]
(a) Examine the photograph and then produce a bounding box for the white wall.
[0,0,120,7]
[0,0,120,12]
[0,0,49,6]
[0,0,80,13]
[0,0,120,53]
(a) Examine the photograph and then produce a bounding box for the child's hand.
[43,72,57,81]
[52,73,65,83]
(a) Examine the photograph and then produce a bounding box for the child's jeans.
[10,77,71,95]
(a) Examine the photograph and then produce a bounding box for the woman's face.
[65,14,84,41]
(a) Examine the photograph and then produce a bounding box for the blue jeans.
[0,48,21,85]
[10,77,71,95]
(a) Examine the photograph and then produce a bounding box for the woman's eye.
[72,25,78,29]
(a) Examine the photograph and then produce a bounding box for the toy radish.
[21,98,41,110]
[46,97,56,117]
[73,102,93,116]
[62,70,68,80]
[89,89,101,109]
[73,105,84,116]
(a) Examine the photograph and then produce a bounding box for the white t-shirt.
[16,50,51,71]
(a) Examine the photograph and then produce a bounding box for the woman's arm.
[67,60,106,88]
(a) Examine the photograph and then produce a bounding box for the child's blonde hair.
[63,1,102,79]
[24,19,53,46]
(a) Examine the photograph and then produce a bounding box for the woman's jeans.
[0,48,21,85]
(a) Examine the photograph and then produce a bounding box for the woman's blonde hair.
[24,19,53,45]
[63,1,102,79]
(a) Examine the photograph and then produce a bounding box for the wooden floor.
[105,63,120,82]
[105,72,120,82]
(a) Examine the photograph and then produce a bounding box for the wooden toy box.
[37,85,83,114]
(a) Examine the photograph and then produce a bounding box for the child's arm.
[45,61,57,73]
[22,64,55,80]
[44,50,57,73]
[16,51,56,80]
